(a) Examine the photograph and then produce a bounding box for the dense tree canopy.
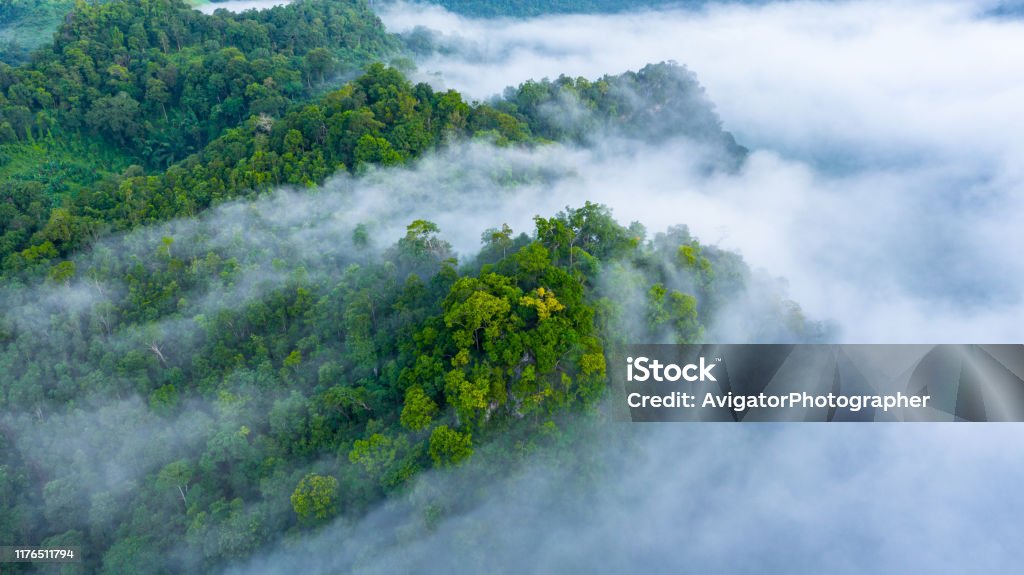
[0,0,400,270]
[0,2,821,572]
[1,62,535,274]
[0,196,821,571]
[495,62,747,158]
[0,0,398,159]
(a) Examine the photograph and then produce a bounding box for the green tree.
[428,425,473,467]
[400,386,438,431]
[101,537,164,575]
[304,47,335,87]
[86,93,142,145]
[349,433,398,477]
[156,459,194,508]
[290,473,339,522]
[47,260,76,285]
[354,134,402,167]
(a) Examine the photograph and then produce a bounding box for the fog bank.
[380,0,1024,343]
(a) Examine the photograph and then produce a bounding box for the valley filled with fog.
[378,0,1024,343]
[1,1,1022,573]
[229,2,1024,572]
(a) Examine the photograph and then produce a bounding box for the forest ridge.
[0,1,817,573]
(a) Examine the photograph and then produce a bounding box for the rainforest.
[2,0,1023,573]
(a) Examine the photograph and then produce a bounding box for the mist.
[0,134,804,351]
[5,0,1023,571]
[224,423,1024,574]
[374,0,1024,344]
[219,2,1024,573]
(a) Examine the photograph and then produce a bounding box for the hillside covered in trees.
[0,195,818,571]
[1,54,745,278]
[0,0,821,573]
[0,0,399,260]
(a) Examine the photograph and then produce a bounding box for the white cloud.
[382,0,1024,161]
[226,424,1024,574]
[378,0,1024,342]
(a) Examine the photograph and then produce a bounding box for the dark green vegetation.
[0,0,399,267]
[0,0,398,158]
[0,0,814,572]
[495,62,748,159]
[0,62,535,274]
[1,55,743,279]
[0,196,817,572]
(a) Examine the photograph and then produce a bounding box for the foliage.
[428,425,473,467]
[493,61,748,157]
[400,386,438,431]
[0,63,534,275]
[290,473,339,522]
[0,10,823,567]
[0,0,401,255]
[1,0,398,156]
[0,196,823,570]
